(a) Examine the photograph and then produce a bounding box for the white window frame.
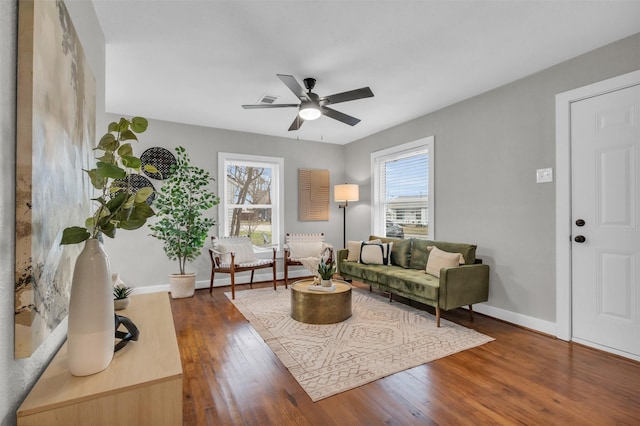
[371,136,435,239]
[217,152,284,255]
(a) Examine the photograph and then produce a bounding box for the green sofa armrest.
[337,248,349,273]
[439,264,490,310]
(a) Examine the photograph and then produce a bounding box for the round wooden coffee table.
[290,279,352,324]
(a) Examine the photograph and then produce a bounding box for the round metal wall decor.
[113,175,156,206]
[140,147,177,180]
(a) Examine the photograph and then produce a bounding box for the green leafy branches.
[149,146,220,275]
[61,117,156,245]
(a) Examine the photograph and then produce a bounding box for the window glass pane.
[226,207,273,248]
[226,165,272,206]
[383,151,429,239]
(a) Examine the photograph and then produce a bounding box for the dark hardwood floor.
[170,280,640,425]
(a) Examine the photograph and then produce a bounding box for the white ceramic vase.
[321,279,332,287]
[169,273,196,298]
[67,238,115,376]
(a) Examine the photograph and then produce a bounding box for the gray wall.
[102,118,347,289]
[345,33,640,325]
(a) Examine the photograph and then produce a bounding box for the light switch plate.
[536,168,553,183]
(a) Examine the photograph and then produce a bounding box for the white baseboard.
[471,303,556,336]
[132,269,312,295]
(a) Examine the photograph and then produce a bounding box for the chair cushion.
[288,241,323,258]
[218,258,273,269]
[425,246,465,278]
[360,242,392,265]
[217,241,257,264]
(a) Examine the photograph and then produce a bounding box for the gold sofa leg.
[436,306,441,327]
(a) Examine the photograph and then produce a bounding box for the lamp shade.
[334,184,359,202]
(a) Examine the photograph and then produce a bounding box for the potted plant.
[59,116,156,376]
[318,258,336,287]
[113,282,133,311]
[149,146,220,298]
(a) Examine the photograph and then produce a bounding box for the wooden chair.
[283,233,333,287]
[209,236,277,300]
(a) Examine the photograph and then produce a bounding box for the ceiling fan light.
[299,102,321,120]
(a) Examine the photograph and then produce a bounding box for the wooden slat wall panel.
[298,169,329,221]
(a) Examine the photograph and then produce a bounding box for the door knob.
[574,235,586,243]
[575,219,585,227]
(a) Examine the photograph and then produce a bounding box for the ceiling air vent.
[258,94,278,104]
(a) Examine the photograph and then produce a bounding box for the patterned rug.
[227,286,494,402]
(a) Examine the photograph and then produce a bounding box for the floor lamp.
[334,183,359,249]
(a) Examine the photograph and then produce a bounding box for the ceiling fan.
[242,74,374,131]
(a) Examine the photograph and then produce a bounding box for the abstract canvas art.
[15,0,95,357]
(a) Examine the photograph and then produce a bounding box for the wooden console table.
[17,292,183,425]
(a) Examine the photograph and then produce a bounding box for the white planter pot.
[67,238,115,376]
[114,297,130,311]
[321,279,332,287]
[169,273,196,298]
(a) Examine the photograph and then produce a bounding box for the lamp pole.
[339,200,349,249]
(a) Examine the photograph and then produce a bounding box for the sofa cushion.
[425,246,465,278]
[390,238,412,268]
[409,239,434,270]
[376,268,439,301]
[409,239,477,270]
[360,242,392,265]
[340,262,392,283]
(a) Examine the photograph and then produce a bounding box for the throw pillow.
[347,239,381,262]
[360,242,392,265]
[425,246,465,278]
[288,242,323,258]
[218,241,257,264]
[346,240,363,262]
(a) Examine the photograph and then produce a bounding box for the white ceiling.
[91,0,640,145]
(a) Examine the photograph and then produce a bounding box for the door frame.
[555,69,640,343]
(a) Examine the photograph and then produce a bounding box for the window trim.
[370,136,435,239]
[217,152,285,255]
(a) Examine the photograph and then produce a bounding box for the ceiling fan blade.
[321,106,361,126]
[277,74,311,102]
[242,104,298,109]
[321,87,374,105]
[288,115,304,131]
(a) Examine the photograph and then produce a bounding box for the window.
[371,136,434,240]
[218,153,284,253]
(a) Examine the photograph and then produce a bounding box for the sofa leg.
[388,292,392,302]
[436,306,441,327]
[469,305,474,321]
[369,285,372,292]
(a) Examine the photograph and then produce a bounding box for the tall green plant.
[61,117,155,245]
[149,146,220,275]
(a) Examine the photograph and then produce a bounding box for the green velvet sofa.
[337,236,489,327]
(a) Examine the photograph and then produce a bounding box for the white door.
[570,84,640,358]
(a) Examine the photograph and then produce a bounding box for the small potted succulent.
[113,282,133,311]
[317,258,336,287]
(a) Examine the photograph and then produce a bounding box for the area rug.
[227,286,494,402]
